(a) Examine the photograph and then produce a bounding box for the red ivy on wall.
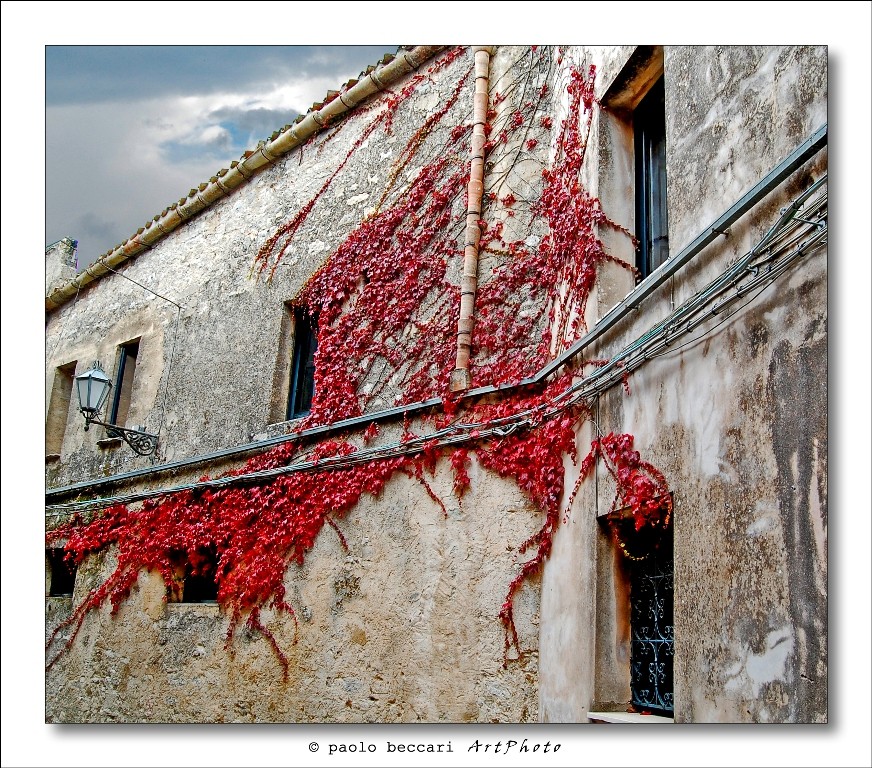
[47,49,670,673]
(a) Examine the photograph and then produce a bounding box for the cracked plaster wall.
[539,44,826,724]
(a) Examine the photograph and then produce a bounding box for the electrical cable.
[46,179,826,517]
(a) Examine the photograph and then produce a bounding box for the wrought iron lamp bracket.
[84,415,159,456]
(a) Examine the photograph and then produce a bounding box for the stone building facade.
[45,45,827,723]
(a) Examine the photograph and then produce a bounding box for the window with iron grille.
[602,504,674,717]
[628,525,674,715]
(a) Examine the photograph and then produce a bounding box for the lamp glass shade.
[75,364,112,415]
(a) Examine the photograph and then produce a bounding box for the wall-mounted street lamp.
[75,362,158,456]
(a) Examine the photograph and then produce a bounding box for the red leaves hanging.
[450,448,471,499]
[595,432,672,531]
[46,439,411,675]
[47,48,671,674]
[473,62,635,388]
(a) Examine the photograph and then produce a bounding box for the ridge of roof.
[46,45,448,312]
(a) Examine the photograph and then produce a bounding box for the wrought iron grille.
[630,532,674,715]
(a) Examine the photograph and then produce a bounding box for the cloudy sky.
[46,45,393,266]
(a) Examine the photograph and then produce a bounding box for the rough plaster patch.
[416,91,440,112]
[622,357,727,480]
[680,367,726,478]
[308,241,326,255]
[723,625,794,697]
[808,439,826,584]
[746,501,778,537]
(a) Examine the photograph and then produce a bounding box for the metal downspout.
[450,46,495,392]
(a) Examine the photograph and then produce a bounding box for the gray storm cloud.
[45,46,393,266]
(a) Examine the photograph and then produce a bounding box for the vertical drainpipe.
[450,46,495,393]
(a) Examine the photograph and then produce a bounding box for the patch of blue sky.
[160,105,301,166]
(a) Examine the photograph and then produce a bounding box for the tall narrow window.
[602,506,674,717]
[46,548,77,597]
[46,362,76,456]
[634,76,669,278]
[628,523,674,716]
[109,339,140,427]
[286,309,317,420]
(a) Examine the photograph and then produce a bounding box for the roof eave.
[45,45,448,313]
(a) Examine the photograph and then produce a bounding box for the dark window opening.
[634,76,669,279]
[286,309,317,420]
[182,569,219,603]
[109,339,140,427]
[603,503,674,718]
[47,548,77,597]
[46,362,76,456]
[169,549,219,603]
[628,524,674,716]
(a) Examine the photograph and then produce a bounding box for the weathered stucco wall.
[45,48,481,481]
[46,455,540,722]
[45,44,827,724]
[539,45,826,723]
[45,48,545,723]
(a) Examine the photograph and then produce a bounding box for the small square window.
[182,569,219,603]
[167,549,219,603]
[46,548,77,597]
